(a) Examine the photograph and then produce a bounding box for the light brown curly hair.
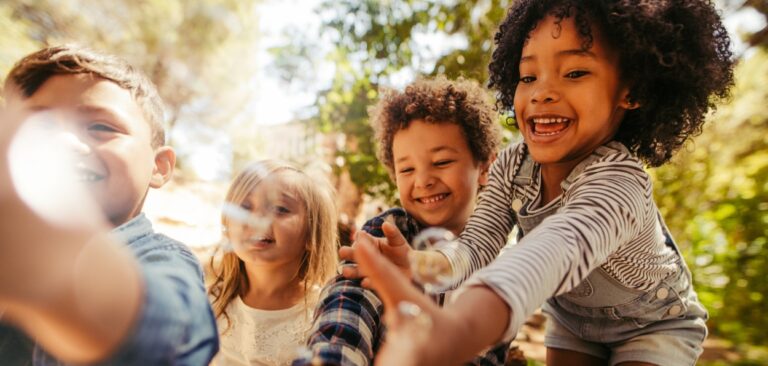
[369,76,502,176]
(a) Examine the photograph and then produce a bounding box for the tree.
[0,0,263,177]
[653,48,768,352]
[274,0,514,219]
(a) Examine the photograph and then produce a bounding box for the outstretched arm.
[0,106,142,363]
[353,234,510,366]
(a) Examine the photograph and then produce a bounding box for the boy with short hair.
[0,45,218,365]
[298,76,509,366]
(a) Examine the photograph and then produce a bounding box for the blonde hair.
[207,160,338,328]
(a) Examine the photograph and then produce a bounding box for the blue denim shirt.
[0,214,219,365]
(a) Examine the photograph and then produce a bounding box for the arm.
[437,145,519,285]
[461,158,652,340]
[302,276,382,366]
[354,158,653,364]
[0,180,143,364]
[300,211,407,366]
[352,238,509,366]
[106,236,219,365]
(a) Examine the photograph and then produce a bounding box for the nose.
[414,169,435,189]
[58,131,91,155]
[530,80,560,104]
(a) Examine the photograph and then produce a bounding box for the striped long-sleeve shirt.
[440,141,680,341]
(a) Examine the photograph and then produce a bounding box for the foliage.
[652,49,768,351]
[0,0,262,175]
[274,0,514,205]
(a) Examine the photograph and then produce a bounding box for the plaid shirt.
[296,208,509,366]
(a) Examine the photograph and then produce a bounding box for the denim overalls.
[509,143,708,364]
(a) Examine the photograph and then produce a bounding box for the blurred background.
[0,0,765,364]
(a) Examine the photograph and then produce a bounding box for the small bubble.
[409,227,462,293]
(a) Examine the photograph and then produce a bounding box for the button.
[656,287,669,300]
[668,305,682,316]
[512,199,523,212]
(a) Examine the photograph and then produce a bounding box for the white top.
[211,295,316,366]
[440,142,679,341]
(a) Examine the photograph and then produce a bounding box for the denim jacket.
[0,214,219,365]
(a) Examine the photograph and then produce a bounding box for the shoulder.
[361,207,420,242]
[565,143,652,199]
[495,141,525,166]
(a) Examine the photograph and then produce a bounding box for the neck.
[539,160,580,205]
[240,260,305,310]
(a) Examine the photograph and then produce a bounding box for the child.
[208,160,338,365]
[298,76,507,366]
[0,45,218,364]
[353,1,734,365]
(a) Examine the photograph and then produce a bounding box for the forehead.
[19,74,151,130]
[246,170,305,203]
[392,120,470,160]
[523,15,612,57]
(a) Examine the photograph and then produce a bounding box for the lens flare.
[7,112,100,229]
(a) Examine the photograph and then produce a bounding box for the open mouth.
[75,166,105,182]
[416,193,450,204]
[246,237,275,245]
[530,117,571,136]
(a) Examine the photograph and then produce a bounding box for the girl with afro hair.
[349,0,734,365]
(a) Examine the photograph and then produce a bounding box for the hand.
[354,239,467,366]
[339,221,413,282]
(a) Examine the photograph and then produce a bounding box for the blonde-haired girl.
[208,160,338,366]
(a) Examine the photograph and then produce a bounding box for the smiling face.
[226,171,309,269]
[514,15,634,174]
[392,119,489,235]
[12,73,173,227]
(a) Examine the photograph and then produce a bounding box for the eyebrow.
[520,49,597,63]
[394,145,460,164]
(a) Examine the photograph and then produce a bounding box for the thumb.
[355,239,419,309]
[381,221,409,248]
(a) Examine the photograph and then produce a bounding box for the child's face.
[9,74,173,227]
[392,119,489,235]
[227,171,308,269]
[514,15,633,170]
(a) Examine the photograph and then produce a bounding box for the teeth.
[78,172,102,182]
[419,193,447,204]
[532,117,569,124]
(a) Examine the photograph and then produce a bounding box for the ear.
[477,154,496,186]
[149,146,176,189]
[620,90,641,110]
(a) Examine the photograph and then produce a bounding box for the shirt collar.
[111,213,154,245]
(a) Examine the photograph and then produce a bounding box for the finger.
[338,246,355,261]
[381,221,410,248]
[341,265,361,279]
[354,240,429,311]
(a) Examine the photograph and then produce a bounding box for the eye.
[434,160,454,167]
[565,70,589,79]
[240,202,252,211]
[398,167,414,174]
[273,206,291,215]
[88,122,118,133]
[519,75,536,84]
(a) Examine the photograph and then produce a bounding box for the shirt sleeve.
[297,212,399,366]
[438,145,519,287]
[463,158,653,341]
[300,276,382,366]
[103,238,219,365]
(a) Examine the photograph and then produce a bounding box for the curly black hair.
[369,76,502,175]
[489,0,734,166]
